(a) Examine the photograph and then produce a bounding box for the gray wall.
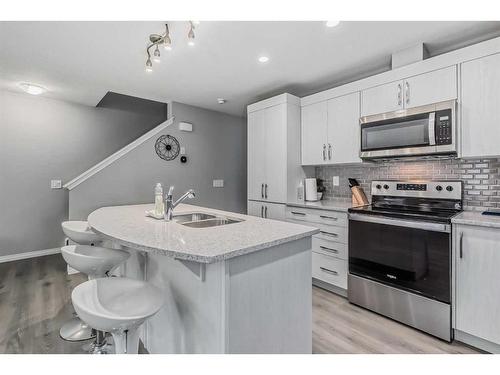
[69,101,247,221]
[316,158,500,211]
[0,90,165,256]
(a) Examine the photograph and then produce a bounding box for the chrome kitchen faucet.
[164,186,196,221]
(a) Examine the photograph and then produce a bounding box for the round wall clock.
[155,135,180,161]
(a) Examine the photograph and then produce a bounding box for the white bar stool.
[61,244,130,353]
[72,277,164,354]
[60,221,103,342]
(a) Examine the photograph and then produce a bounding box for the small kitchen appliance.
[348,180,463,341]
[305,178,318,201]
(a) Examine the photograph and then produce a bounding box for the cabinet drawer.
[312,236,347,260]
[315,223,347,244]
[312,252,347,289]
[286,206,347,227]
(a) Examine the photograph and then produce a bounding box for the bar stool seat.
[61,245,130,279]
[62,221,102,245]
[72,277,164,354]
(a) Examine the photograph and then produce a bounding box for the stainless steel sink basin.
[173,213,217,224]
[181,217,242,228]
[173,212,243,228]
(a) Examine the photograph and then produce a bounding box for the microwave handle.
[428,112,436,146]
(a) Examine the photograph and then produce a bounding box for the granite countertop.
[286,198,361,212]
[88,203,319,264]
[452,211,500,229]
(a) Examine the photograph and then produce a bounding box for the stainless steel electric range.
[348,180,463,341]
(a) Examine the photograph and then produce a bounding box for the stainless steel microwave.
[359,100,457,159]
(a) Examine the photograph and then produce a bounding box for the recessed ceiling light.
[258,56,269,63]
[325,21,340,28]
[19,83,46,95]
[217,98,226,104]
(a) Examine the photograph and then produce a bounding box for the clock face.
[155,135,180,161]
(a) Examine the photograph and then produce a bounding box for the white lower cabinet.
[286,205,348,293]
[247,200,286,221]
[454,224,500,350]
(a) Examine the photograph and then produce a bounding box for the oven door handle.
[349,213,451,233]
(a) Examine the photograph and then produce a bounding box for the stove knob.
[446,185,454,192]
[383,184,389,190]
[376,184,382,190]
[436,185,443,191]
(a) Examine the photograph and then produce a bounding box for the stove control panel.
[372,180,462,200]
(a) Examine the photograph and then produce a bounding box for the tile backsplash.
[316,158,500,211]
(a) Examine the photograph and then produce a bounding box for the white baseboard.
[0,247,61,264]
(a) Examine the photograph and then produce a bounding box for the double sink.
[173,212,243,228]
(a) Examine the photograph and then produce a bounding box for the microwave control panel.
[435,109,453,145]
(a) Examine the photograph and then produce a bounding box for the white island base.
[122,237,312,354]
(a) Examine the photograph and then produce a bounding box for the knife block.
[351,186,369,207]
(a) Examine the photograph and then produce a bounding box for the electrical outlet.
[51,179,62,189]
[332,176,340,186]
[213,179,224,188]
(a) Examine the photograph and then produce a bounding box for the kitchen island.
[88,203,318,354]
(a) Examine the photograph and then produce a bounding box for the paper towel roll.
[305,178,318,201]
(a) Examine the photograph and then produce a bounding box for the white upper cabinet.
[247,94,303,205]
[247,109,267,201]
[403,66,457,109]
[461,53,500,158]
[361,66,457,117]
[301,101,328,165]
[301,93,361,165]
[361,80,403,117]
[264,104,287,203]
[327,92,362,164]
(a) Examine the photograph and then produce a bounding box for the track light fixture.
[145,22,200,72]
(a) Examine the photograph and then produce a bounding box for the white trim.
[0,247,61,264]
[63,116,175,190]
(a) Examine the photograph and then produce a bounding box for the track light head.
[188,22,195,46]
[145,57,153,72]
[153,45,161,62]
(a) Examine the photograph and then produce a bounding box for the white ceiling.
[1,21,500,117]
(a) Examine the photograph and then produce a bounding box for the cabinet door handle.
[261,205,264,218]
[320,231,338,237]
[265,206,268,218]
[320,245,339,254]
[264,184,268,199]
[261,183,264,199]
[328,143,332,160]
[405,81,410,105]
[459,231,464,259]
[322,144,327,161]
[320,215,338,221]
[320,267,338,276]
[397,83,402,106]
[291,211,306,216]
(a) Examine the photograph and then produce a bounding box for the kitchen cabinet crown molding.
[247,93,300,113]
[300,36,500,107]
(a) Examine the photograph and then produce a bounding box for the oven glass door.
[348,217,450,303]
[361,112,432,152]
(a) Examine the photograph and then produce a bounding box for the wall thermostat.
[179,122,193,132]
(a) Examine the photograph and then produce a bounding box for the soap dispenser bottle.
[154,183,164,217]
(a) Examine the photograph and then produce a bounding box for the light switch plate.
[332,176,340,186]
[213,179,224,188]
[51,179,62,189]
[180,146,186,155]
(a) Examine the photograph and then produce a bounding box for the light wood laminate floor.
[313,286,481,354]
[0,254,482,354]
